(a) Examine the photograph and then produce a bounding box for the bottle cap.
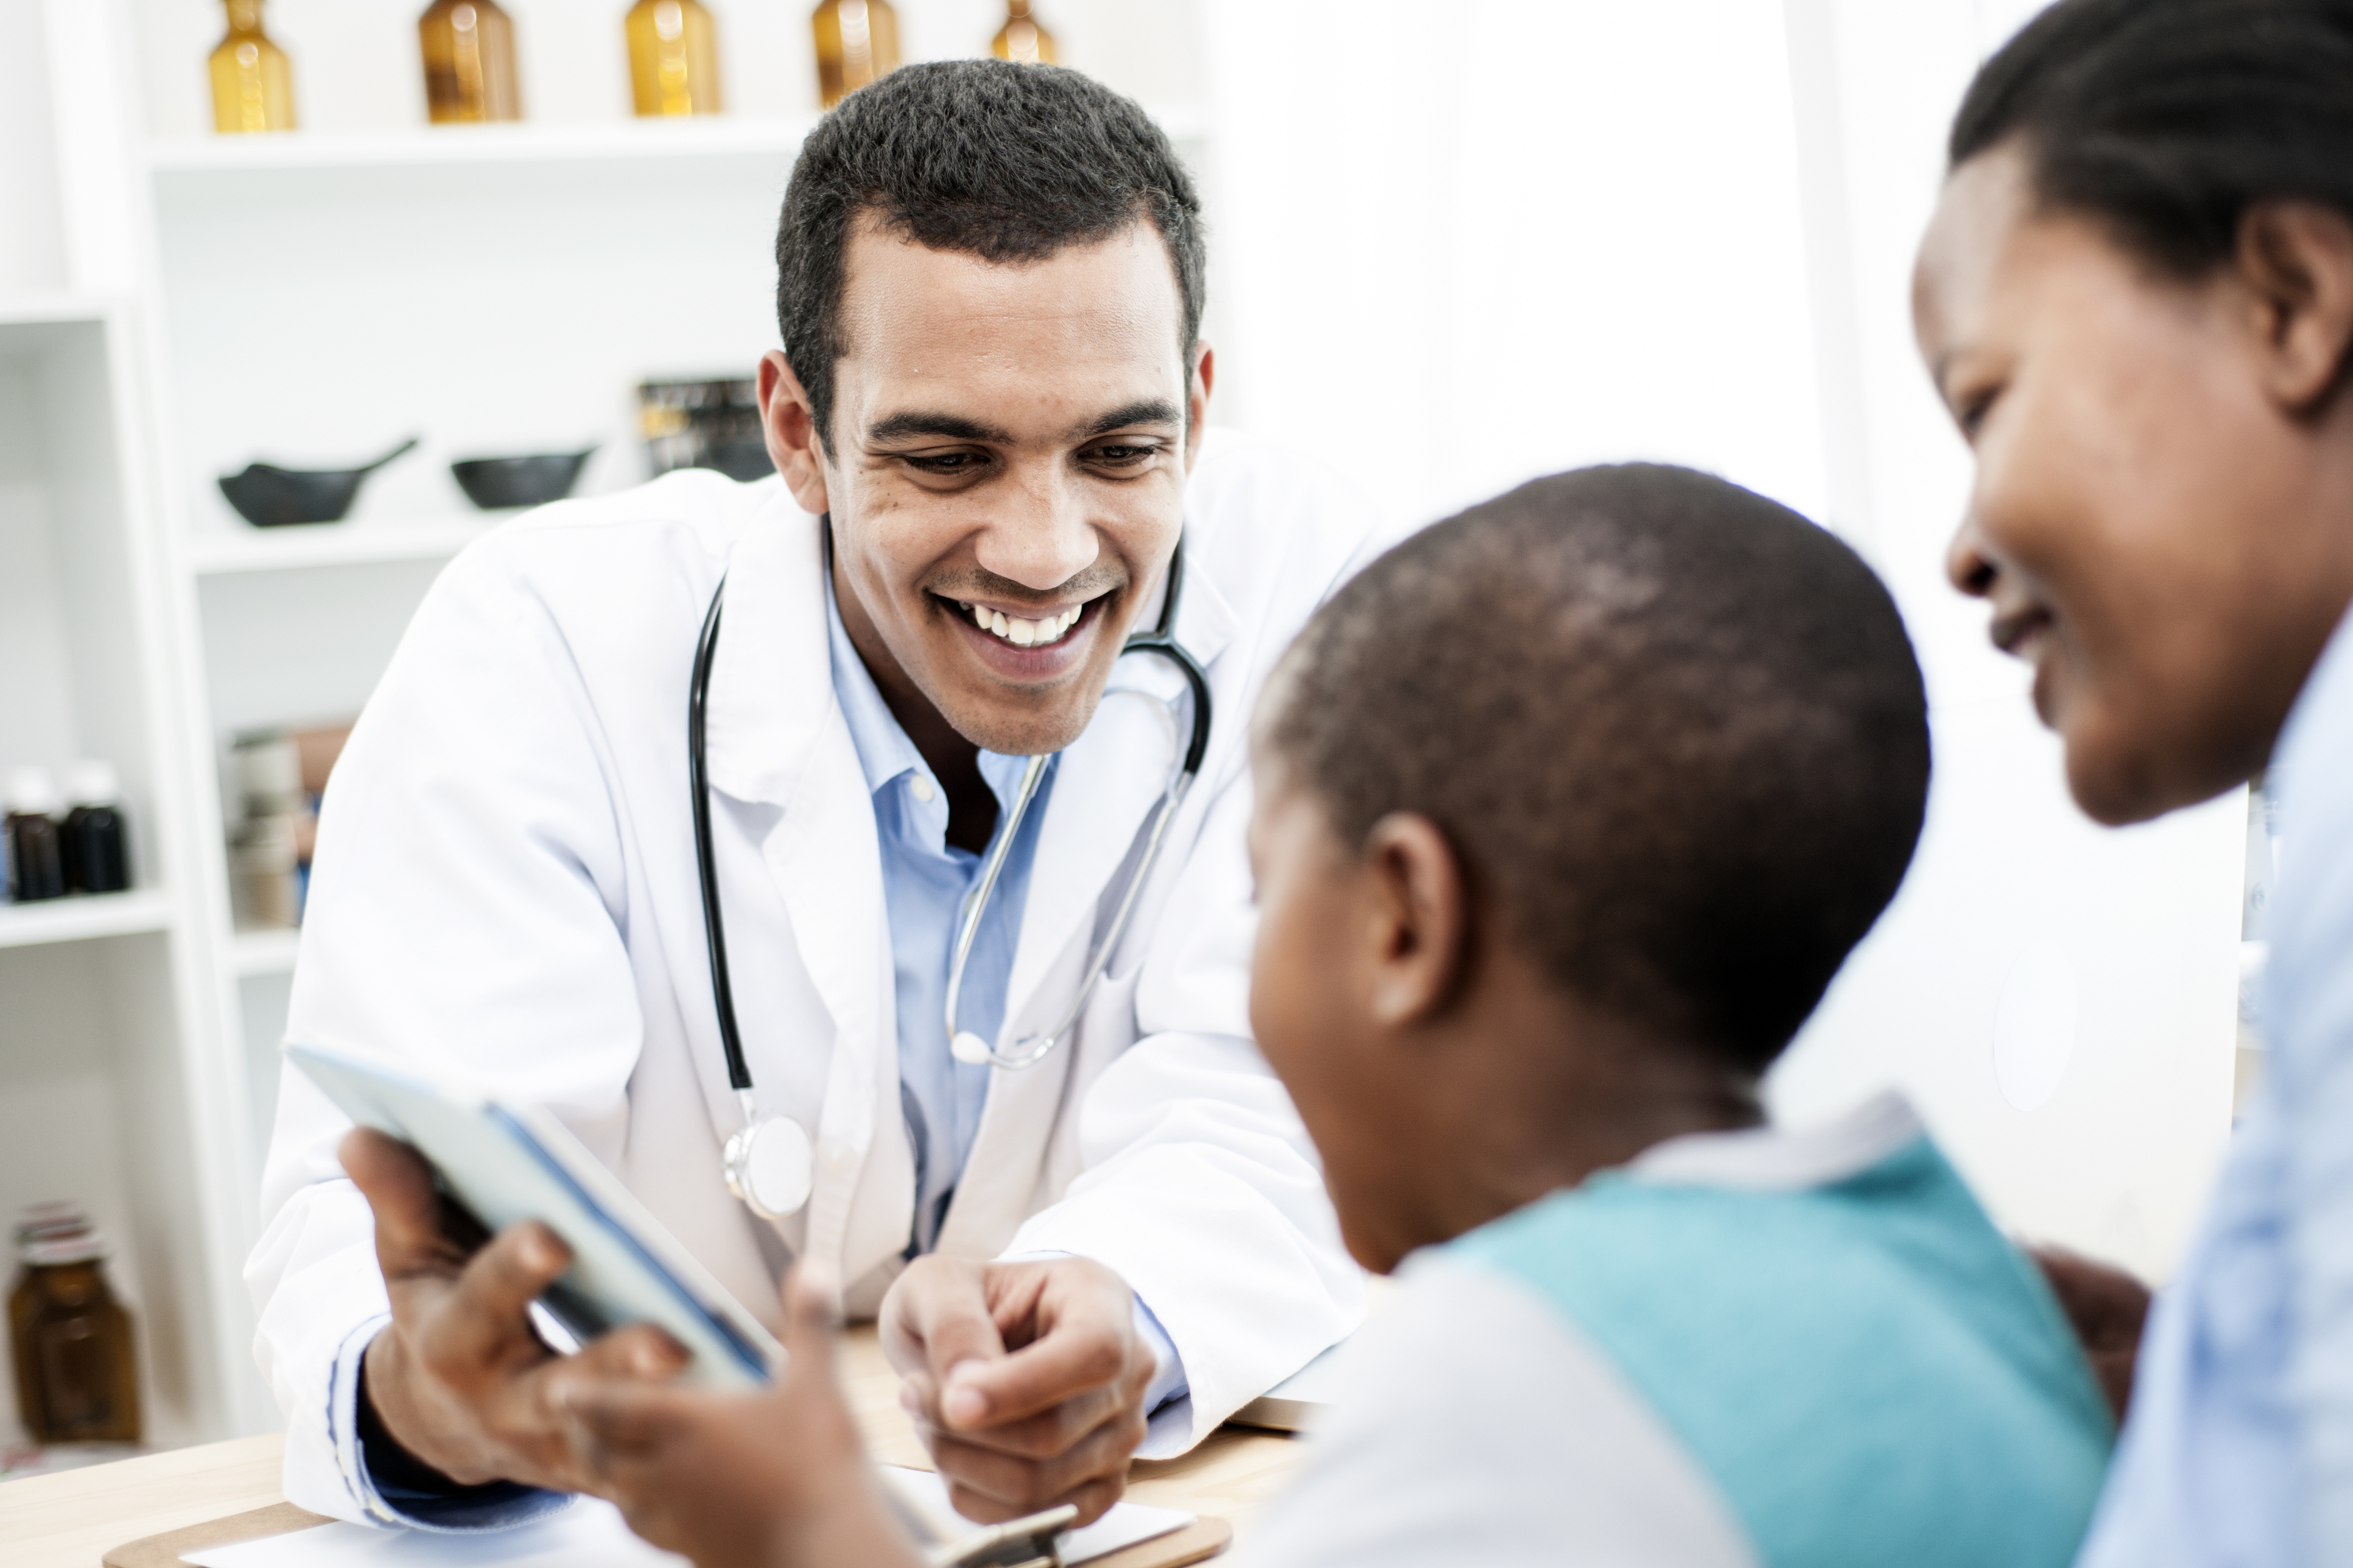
[2,766,60,816]
[15,1202,107,1265]
[64,760,121,807]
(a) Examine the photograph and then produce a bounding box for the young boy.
[555,465,2114,1566]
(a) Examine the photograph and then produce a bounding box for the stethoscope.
[689,536,1212,1219]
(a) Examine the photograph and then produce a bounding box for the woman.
[1915,0,2353,1560]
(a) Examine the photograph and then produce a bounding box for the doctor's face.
[760,217,1210,758]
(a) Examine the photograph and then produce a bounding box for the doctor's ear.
[1359,812,1473,1030]
[757,351,833,516]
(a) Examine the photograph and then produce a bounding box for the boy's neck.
[1391,961,1767,1259]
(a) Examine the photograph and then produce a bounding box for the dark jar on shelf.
[61,761,131,895]
[9,1204,141,1445]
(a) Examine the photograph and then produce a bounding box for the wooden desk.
[0,1326,1307,1568]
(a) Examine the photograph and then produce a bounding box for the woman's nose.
[1947,509,1999,598]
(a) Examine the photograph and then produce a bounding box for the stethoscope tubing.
[692,540,1210,1098]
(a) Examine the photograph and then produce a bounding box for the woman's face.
[1914,146,2353,824]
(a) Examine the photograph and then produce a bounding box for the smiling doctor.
[246,60,1371,1535]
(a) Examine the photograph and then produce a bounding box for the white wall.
[1200,0,2242,1281]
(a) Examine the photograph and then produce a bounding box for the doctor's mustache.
[922,561,1133,612]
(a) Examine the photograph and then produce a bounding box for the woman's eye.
[1956,387,2001,441]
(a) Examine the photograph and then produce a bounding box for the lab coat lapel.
[701,509,892,1278]
[938,556,1243,1248]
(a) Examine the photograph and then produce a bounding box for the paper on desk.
[879,1464,1194,1564]
[184,1475,1192,1568]
[183,1500,687,1568]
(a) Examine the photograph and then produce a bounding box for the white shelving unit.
[5,0,1210,1454]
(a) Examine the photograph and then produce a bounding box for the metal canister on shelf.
[637,378,772,483]
[228,732,303,929]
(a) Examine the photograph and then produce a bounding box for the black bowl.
[217,438,418,528]
[450,448,596,511]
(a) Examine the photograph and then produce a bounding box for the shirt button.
[911,776,937,804]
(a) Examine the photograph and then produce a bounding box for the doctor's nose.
[973,466,1100,592]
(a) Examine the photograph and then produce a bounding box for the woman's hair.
[1952,0,2353,276]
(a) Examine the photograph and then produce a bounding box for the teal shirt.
[1453,1132,2113,1568]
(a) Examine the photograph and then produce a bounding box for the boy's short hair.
[776,60,1207,453]
[1266,464,1929,1074]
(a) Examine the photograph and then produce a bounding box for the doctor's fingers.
[908,1373,1135,1460]
[933,1311,1150,1432]
[343,1128,471,1276]
[932,1418,1139,1528]
[406,1222,578,1382]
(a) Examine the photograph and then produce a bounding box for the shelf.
[0,889,174,950]
[228,926,301,978]
[186,516,501,576]
[147,116,819,178]
[143,102,1208,181]
[0,295,123,330]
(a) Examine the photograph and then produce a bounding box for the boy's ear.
[1360,812,1472,1030]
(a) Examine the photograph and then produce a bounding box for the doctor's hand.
[341,1128,690,1496]
[881,1256,1155,1528]
[558,1269,923,1568]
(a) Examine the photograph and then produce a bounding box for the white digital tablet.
[288,1039,781,1390]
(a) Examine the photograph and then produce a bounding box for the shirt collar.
[825,567,927,800]
[824,569,1040,816]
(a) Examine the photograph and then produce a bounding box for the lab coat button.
[820,1141,857,1175]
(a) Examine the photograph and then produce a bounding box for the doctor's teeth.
[969,603,1083,647]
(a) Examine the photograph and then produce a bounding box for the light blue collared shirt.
[2074,603,2353,1567]
[823,573,1053,1255]
[824,576,1187,1413]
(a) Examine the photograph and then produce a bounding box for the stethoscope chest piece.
[722,1113,814,1220]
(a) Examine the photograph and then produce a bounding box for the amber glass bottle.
[627,0,722,117]
[811,0,900,110]
[419,0,521,124]
[990,1,1056,65]
[9,1206,140,1446]
[208,0,296,134]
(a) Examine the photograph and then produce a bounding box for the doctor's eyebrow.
[1071,400,1184,439]
[865,411,1017,446]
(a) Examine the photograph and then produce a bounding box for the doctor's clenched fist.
[882,1256,1158,1527]
[340,1129,689,1498]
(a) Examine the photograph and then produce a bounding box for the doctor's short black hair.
[1263,465,1930,1076]
[776,60,1207,455]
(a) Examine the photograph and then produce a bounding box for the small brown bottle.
[4,768,66,903]
[811,0,900,110]
[209,0,297,134]
[9,1205,141,1446]
[990,1,1056,65]
[627,0,723,117]
[419,0,521,125]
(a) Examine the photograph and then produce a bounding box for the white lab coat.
[246,430,1375,1524]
